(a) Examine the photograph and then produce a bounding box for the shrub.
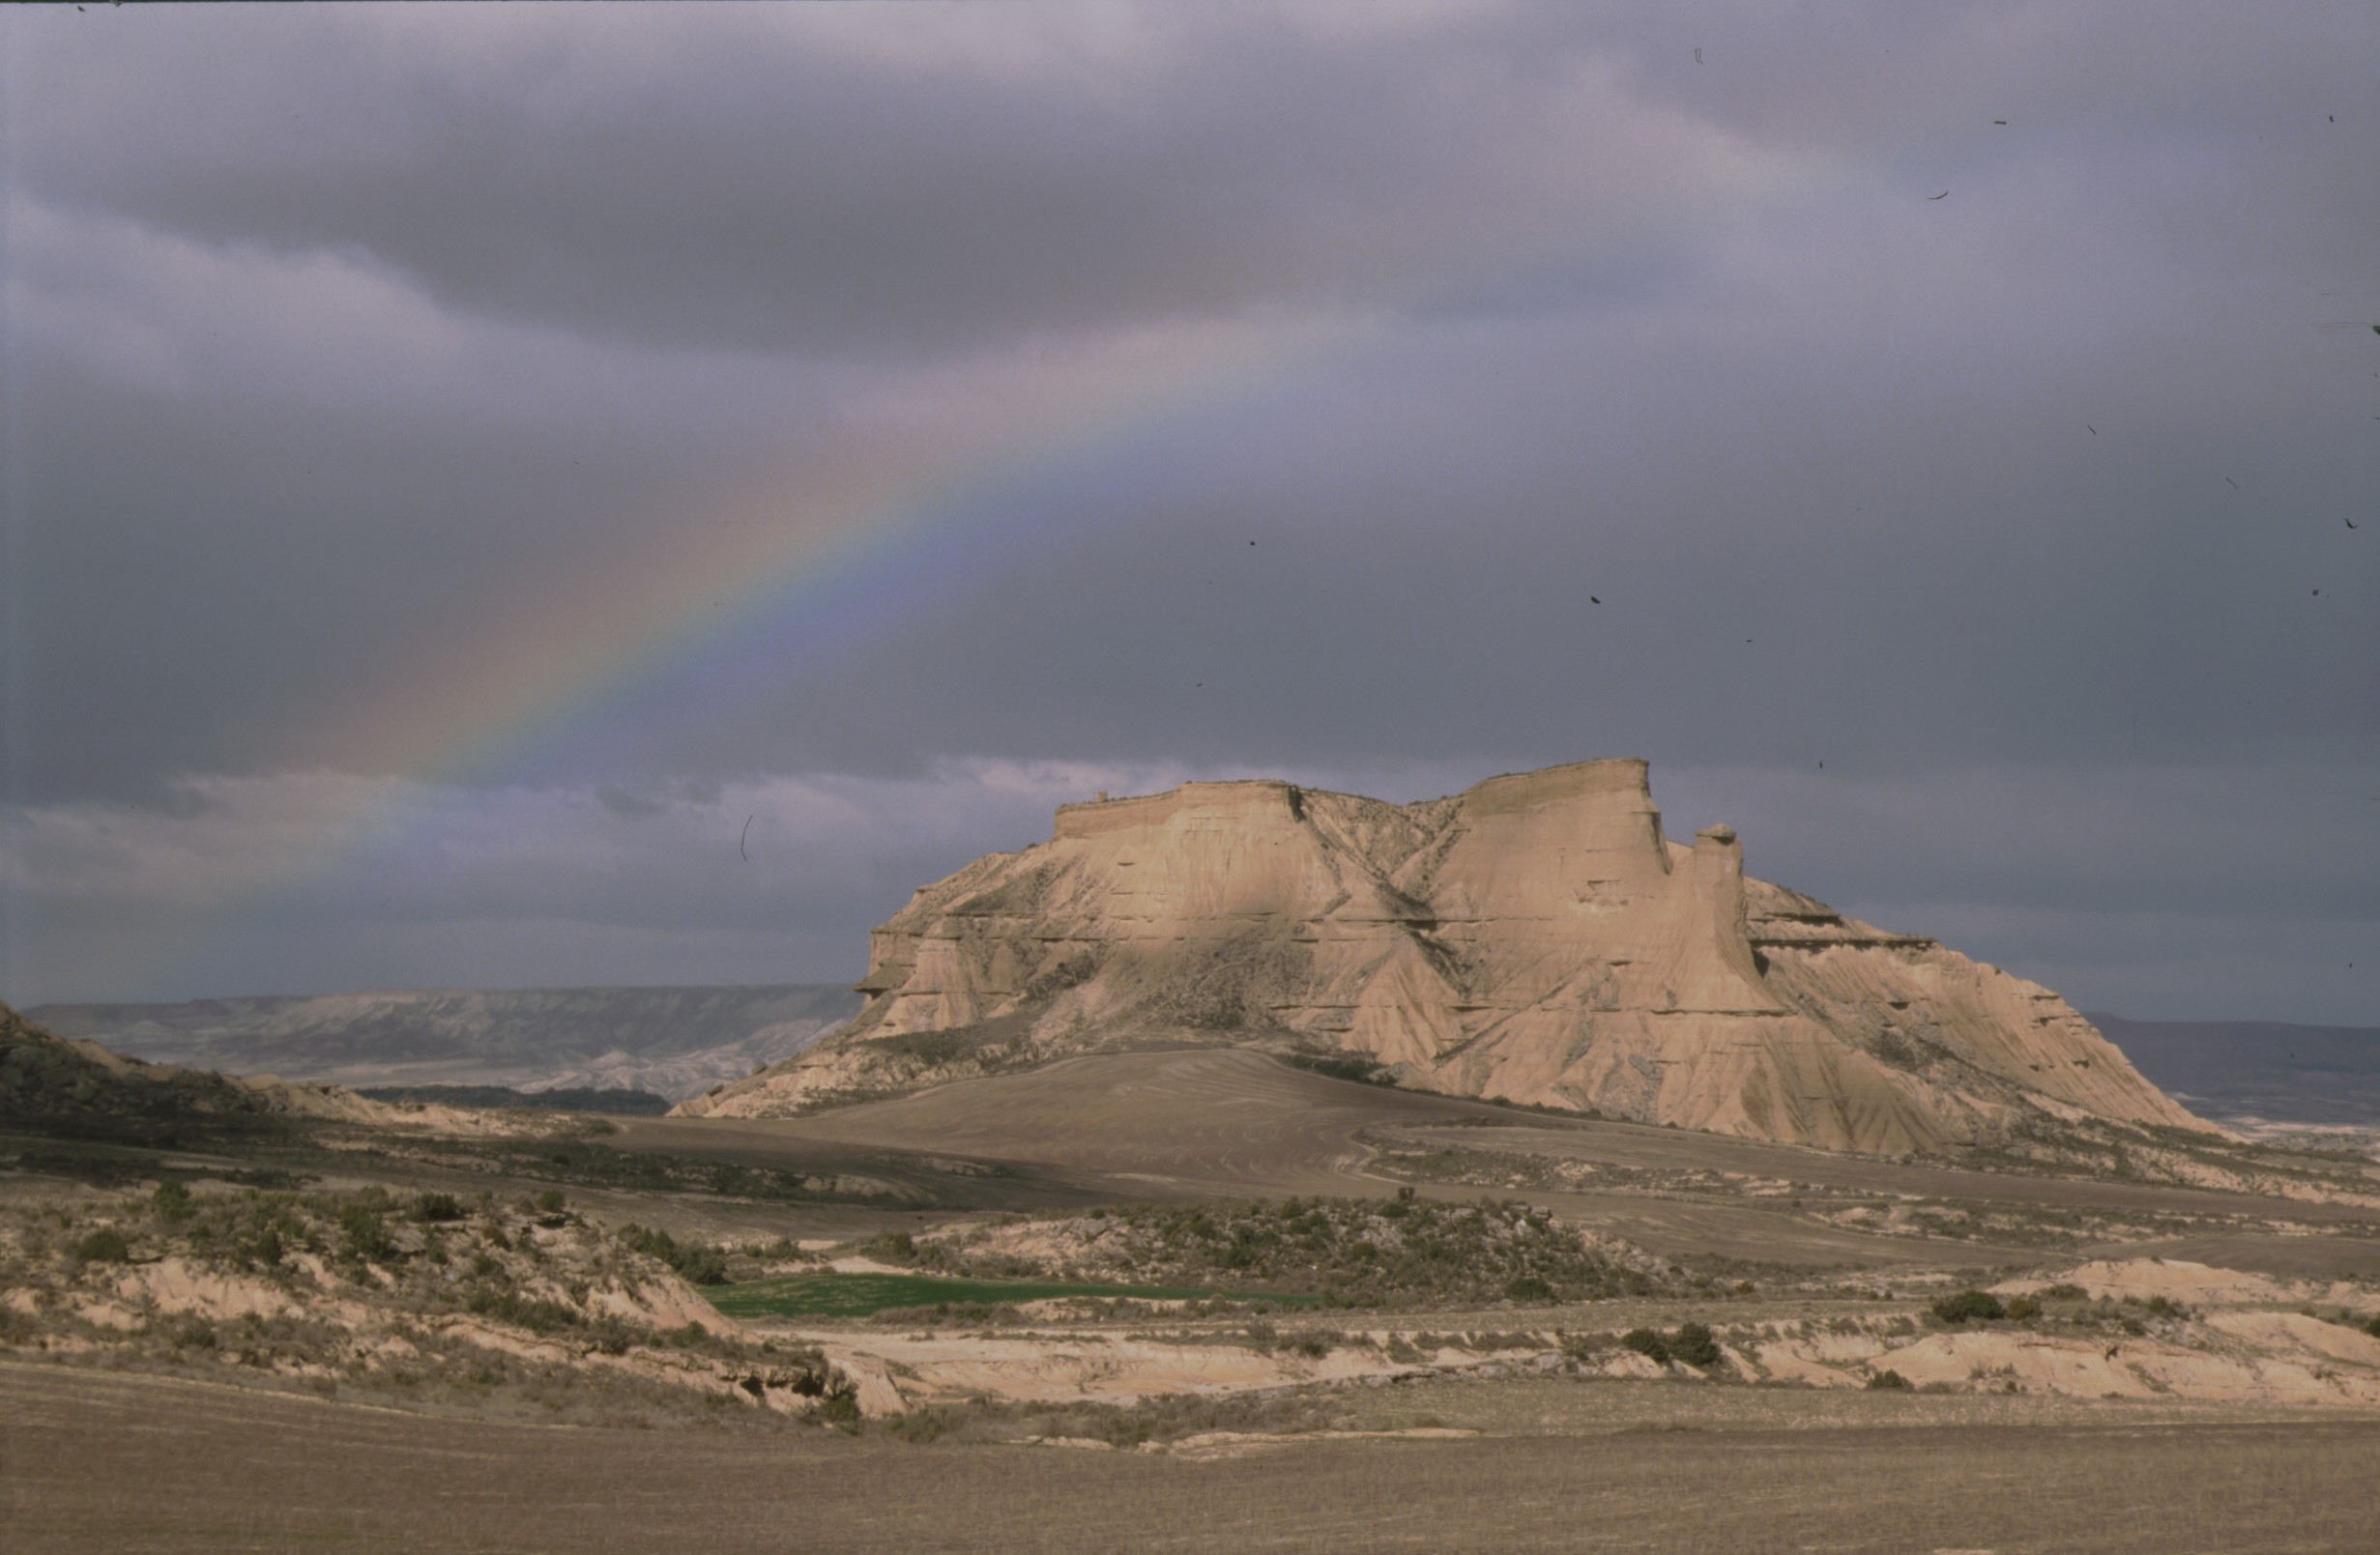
[413,1192,467,1224]
[674,1246,731,1287]
[152,1181,195,1224]
[1866,1368,1910,1390]
[1504,1275,1553,1303]
[1669,1321,1722,1368]
[166,1314,217,1350]
[814,1372,862,1425]
[2040,1282,2088,1302]
[2364,1314,2380,1340]
[73,1227,130,1265]
[339,1205,395,1262]
[864,1231,918,1265]
[619,1224,733,1286]
[1621,1328,1671,1366]
[1931,1289,2006,1325]
[532,1190,567,1217]
[584,1317,638,1356]
[1556,1331,1606,1364]
[244,1224,286,1270]
[2004,1295,2040,1322]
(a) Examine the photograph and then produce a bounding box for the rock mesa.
[683,759,2210,1154]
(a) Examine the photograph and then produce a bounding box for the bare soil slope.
[774,1047,1485,1195]
[659,1048,2380,1274]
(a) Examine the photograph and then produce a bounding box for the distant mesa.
[682,758,2214,1156]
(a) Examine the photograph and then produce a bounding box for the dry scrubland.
[8,1021,2380,1549]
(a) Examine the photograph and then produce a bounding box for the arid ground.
[7,1044,2379,1551]
[12,1361,2380,1554]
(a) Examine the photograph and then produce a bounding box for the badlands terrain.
[6,763,2378,1551]
[7,1011,2380,1548]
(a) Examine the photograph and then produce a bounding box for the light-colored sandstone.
[683,759,2210,1154]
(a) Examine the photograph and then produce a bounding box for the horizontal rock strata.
[683,759,2211,1154]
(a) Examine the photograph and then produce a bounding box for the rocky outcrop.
[681,759,2213,1154]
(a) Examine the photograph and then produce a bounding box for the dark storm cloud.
[3,4,2374,1018]
[13,6,1731,357]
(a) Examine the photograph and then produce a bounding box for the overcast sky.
[3,3,2373,1022]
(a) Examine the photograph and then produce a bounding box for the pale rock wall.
[682,760,2211,1154]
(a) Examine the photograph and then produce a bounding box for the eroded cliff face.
[682,760,2211,1153]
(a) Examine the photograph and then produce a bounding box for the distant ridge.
[26,984,860,1103]
[0,1002,463,1141]
[685,758,2214,1155]
[355,1083,673,1116]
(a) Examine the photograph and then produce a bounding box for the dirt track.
[11,1361,2379,1554]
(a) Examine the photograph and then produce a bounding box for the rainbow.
[220,309,1374,909]
[131,131,1811,992]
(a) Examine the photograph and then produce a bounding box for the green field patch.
[707,1270,1310,1320]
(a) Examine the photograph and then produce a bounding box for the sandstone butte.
[682,759,2213,1156]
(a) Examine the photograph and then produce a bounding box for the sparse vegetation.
[1931,1289,2007,1326]
[72,1227,130,1265]
[1280,1051,1398,1086]
[1617,1323,1726,1368]
[1669,1321,1722,1368]
[0,1182,855,1426]
[338,1202,395,1262]
[708,1271,1241,1322]
[620,1224,734,1286]
[891,1196,1669,1310]
[9,991,2380,1519]
[1621,1328,1670,1365]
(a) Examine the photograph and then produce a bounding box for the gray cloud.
[13,7,1754,357]
[3,4,2374,1021]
